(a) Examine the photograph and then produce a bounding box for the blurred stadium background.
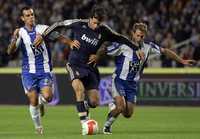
[0,0,200,67]
[0,0,200,138]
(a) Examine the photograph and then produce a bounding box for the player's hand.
[87,54,98,66]
[33,34,43,47]
[136,50,145,61]
[181,59,197,66]
[69,40,80,49]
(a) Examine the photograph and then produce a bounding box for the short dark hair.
[20,6,32,16]
[90,5,106,22]
[132,23,148,34]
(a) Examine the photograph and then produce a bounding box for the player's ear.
[21,16,25,22]
[131,31,135,37]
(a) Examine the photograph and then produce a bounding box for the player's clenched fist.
[136,50,145,61]
[33,34,43,47]
[12,28,20,41]
[181,59,197,66]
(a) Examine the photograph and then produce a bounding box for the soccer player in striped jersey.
[33,5,142,135]
[7,6,78,134]
[102,23,196,134]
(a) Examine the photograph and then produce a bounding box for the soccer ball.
[82,119,99,135]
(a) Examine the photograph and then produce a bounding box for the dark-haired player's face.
[88,17,101,30]
[132,29,145,43]
[21,9,35,26]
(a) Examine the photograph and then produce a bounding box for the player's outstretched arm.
[7,28,20,55]
[161,48,196,66]
[103,25,139,50]
[42,22,64,38]
[33,19,80,47]
[33,22,64,47]
[42,19,80,38]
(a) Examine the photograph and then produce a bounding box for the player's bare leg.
[87,89,99,108]
[72,79,89,122]
[39,86,53,117]
[27,90,43,135]
[122,102,135,118]
[72,79,90,135]
[103,96,125,134]
[85,89,99,118]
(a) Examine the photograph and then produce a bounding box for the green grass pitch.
[0,67,200,74]
[0,106,200,139]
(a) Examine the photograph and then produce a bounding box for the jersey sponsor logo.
[129,61,140,72]
[30,44,44,56]
[81,34,99,46]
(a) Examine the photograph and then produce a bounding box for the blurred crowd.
[0,0,200,67]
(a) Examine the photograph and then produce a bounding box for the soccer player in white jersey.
[7,6,79,134]
[101,23,196,134]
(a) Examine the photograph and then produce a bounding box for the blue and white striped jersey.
[17,25,52,73]
[107,42,161,81]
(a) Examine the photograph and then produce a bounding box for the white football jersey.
[107,42,161,81]
[17,24,52,73]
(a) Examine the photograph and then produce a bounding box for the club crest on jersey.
[75,71,80,76]
[82,25,87,29]
[44,78,51,85]
[98,34,101,39]
[81,34,99,46]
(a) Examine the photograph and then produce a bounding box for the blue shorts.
[112,74,137,103]
[66,63,100,90]
[21,72,53,94]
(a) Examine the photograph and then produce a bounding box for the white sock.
[104,112,117,127]
[29,105,42,129]
[39,94,47,105]
[104,117,116,127]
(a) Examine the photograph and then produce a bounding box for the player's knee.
[30,99,38,106]
[75,88,84,95]
[115,105,124,114]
